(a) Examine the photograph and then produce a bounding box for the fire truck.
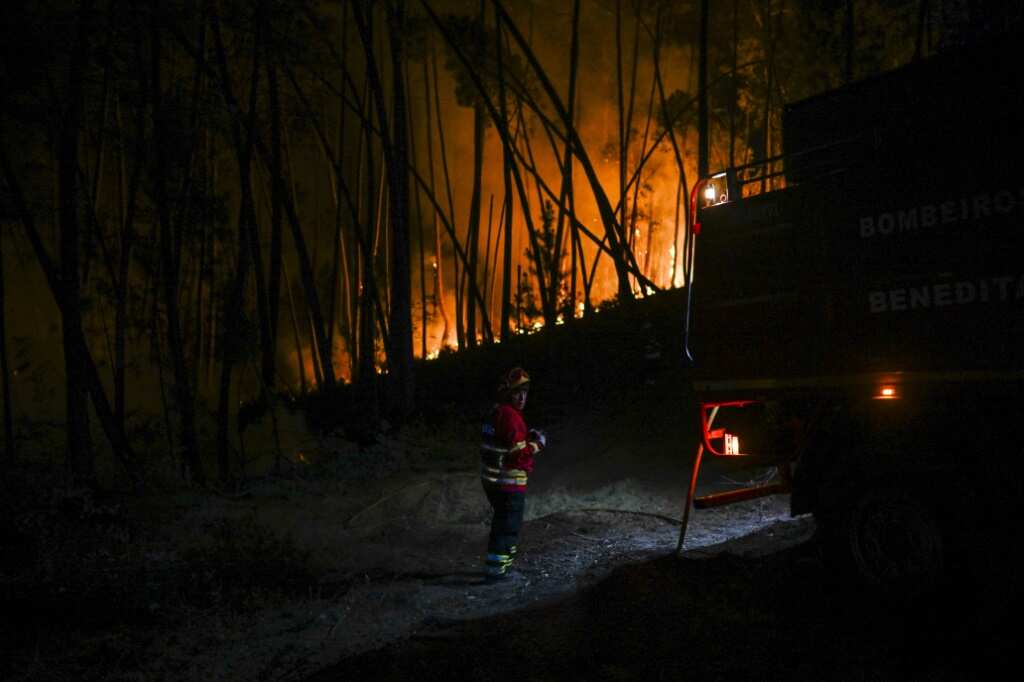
[681,34,1024,586]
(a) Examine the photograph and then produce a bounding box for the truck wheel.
[846,486,945,589]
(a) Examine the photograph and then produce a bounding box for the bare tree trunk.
[759,0,780,193]
[152,8,204,485]
[616,0,626,236]
[325,109,348,371]
[150,303,176,474]
[354,0,414,418]
[415,183,428,358]
[914,0,931,60]
[617,0,642,260]
[307,307,325,387]
[244,103,275,401]
[355,107,379,408]
[113,83,144,432]
[430,39,466,348]
[284,261,308,394]
[356,257,378,422]
[670,180,682,286]
[328,5,353,369]
[350,65,382,425]
[216,219,250,485]
[566,0,581,316]
[0,226,14,460]
[497,25,515,342]
[480,193,494,338]
[844,0,855,83]
[211,5,264,484]
[192,201,208,393]
[631,74,656,283]
[502,97,556,325]
[406,75,429,358]
[81,60,111,289]
[266,58,285,392]
[427,44,452,349]
[453,237,465,349]
[115,169,137,432]
[698,0,710,180]
[462,104,485,348]
[58,0,96,489]
[486,196,505,324]
[549,0,580,320]
[205,140,218,392]
[729,0,739,167]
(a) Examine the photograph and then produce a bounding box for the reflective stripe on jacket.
[481,403,541,492]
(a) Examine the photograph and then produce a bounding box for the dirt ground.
[214,504,803,680]
[203,405,809,681]
[275,479,799,672]
[307,515,1017,682]
[4,386,1017,682]
[1,398,809,682]
[114,474,1011,682]
[150,458,803,680]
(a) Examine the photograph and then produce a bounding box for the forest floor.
[3,392,1016,682]
[1,392,806,682]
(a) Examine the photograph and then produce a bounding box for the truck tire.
[845,486,945,589]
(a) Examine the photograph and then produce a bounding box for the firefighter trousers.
[483,486,525,579]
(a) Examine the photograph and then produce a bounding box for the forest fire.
[4,2,1023,682]
[0,0,971,484]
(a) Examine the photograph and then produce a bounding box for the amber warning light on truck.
[874,385,900,400]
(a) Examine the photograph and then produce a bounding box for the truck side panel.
[689,36,1024,573]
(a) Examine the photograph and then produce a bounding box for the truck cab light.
[874,386,899,400]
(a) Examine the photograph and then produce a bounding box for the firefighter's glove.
[529,429,547,449]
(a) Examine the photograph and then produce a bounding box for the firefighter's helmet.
[499,367,530,396]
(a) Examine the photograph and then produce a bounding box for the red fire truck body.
[685,35,1024,583]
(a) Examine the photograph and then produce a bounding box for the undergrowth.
[0,481,317,648]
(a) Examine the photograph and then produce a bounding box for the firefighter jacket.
[480,403,542,492]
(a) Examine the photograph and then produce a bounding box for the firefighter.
[480,367,546,582]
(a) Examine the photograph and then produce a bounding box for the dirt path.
[316,497,799,650]
[304,509,1015,682]
[9,458,1013,682]
[141,479,800,681]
